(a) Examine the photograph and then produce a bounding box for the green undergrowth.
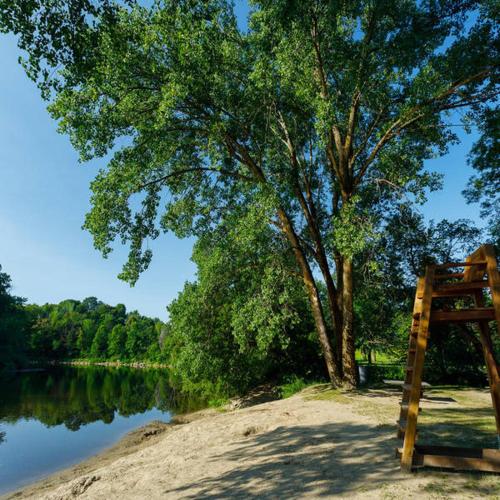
[278,375,326,399]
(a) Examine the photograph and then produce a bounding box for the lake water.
[0,365,202,495]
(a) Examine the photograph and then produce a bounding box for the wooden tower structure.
[397,244,500,473]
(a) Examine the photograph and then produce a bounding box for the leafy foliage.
[1,0,498,386]
[165,210,326,395]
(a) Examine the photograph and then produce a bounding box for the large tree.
[2,0,498,386]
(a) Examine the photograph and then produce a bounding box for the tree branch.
[139,166,253,189]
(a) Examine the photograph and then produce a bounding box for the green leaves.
[2,0,498,384]
[3,0,496,285]
[332,196,379,258]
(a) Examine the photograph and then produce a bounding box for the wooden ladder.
[398,268,434,468]
[397,244,500,473]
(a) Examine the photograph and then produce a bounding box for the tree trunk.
[334,251,344,361]
[316,257,343,373]
[276,208,342,386]
[341,258,357,388]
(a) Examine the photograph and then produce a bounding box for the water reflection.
[0,365,201,433]
[0,366,204,494]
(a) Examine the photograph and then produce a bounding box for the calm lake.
[0,365,202,495]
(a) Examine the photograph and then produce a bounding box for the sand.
[4,386,499,499]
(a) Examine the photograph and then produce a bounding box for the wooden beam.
[464,246,487,282]
[434,272,464,280]
[435,261,487,269]
[431,280,489,298]
[484,244,500,338]
[472,286,500,438]
[401,266,434,471]
[414,452,500,473]
[396,445,500,473]
[414,444,500,458]
[430,308,495,323]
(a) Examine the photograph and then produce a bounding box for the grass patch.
[416,387,496,448]
[305,385,352,404]
[278,376,324,399]
[423,473,500,498]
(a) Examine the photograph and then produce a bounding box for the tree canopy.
[1,0,498,387]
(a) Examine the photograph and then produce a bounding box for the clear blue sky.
[0,3,483,319]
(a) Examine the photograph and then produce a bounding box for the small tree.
[108,324,127,360]
[90,323,110,359]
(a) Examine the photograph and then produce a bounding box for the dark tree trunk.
[276,208,342,386]
[334,251,344,362]
[341,258,357,388]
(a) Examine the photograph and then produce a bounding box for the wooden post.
[480,245,500,444]
[483,245,500,339]
[477,323,500,439]
[401,265,435,471]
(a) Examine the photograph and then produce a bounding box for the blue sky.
[0,3,484,319]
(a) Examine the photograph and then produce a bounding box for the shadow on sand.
[162,399,497,498]
[163,420,405,498]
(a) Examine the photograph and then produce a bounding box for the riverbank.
[4,385,499,499]
[36,360,170,370]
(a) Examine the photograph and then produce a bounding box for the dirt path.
[4,386,499,499]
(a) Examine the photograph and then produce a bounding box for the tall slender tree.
[2,0,498,386]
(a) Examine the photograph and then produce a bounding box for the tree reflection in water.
[0,366,204,432]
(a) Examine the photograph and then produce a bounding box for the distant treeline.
[0,266,167,371]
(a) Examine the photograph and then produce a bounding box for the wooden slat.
[414,452,500,473]
[435,261,486,269]
[415,444,500,458]
[396,446,500,472]
[431,280,489,297]
[430,308,495,323]
[434,272,465,280]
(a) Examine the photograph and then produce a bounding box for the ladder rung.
[432,280,489,297]
[430,308,495,323]
[434,261,486,269]
[433,272,464,280]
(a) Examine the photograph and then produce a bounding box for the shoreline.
[3,386,499,499]
[32,360,170,370]
[2,407,218,500]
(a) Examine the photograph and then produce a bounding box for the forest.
[0,270,166,370]
[0,0,498,400]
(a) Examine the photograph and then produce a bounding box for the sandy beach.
[4,385,499,499]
